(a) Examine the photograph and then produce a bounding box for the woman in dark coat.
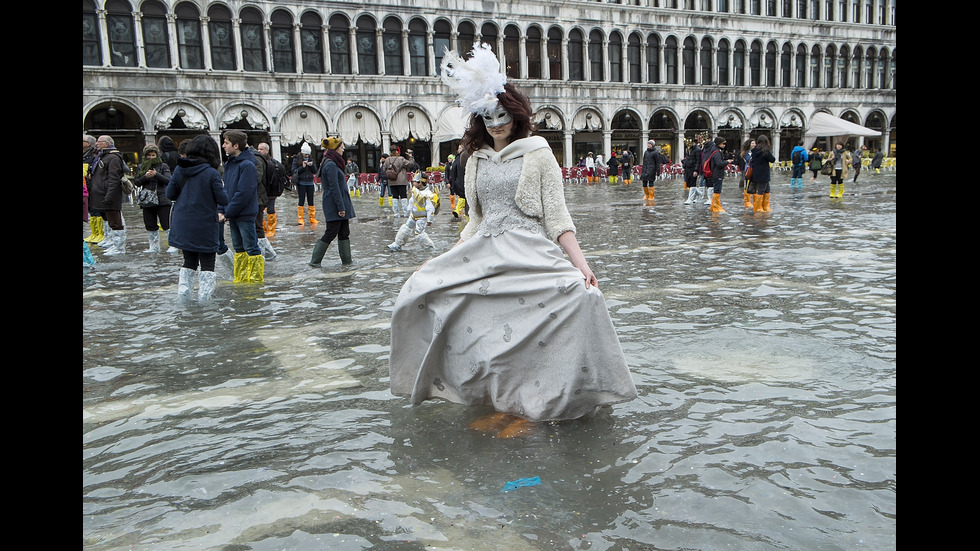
[749,134,776,212]
[165,135,229,303]
[309,137,356,267]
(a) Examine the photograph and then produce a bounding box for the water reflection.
[84,171,895,550]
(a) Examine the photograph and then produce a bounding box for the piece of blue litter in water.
[502,476,541,492]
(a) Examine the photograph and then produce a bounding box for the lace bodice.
[473,156,545,237]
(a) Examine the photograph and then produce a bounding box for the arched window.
[240,8,265,72]
[765,42,777,86]
[797,0,808,19]
[481,22,499,55]
[627,33,642,83]
[433,19,450,75]
[208,4,234,71]
[877,48,888,89]
[547,27,563,80]
[646,34,661,83]
[780,43,792,86]
[504,25,521,79]
[589,29,604,81]
[717,39,730,85]
[301,12,324,74]
[809,45,821,87]
[175,2,203,69]
[749,41,762,86]
[700,37,713,85]
[409,19,428,76]
[665,36,678,84]
[271,10,295,73]
[383,17,403,76]
[568,29,584,81]
[329,14,351,74]
[824,45,836,87]
[83,0,102,66]
[733,40,746,86]
[457,21,475,55]
[795,44,807,87]
[865,47,876,89]
[141,1,170,68]
[526,26,543,79]
[609,32,623,82]
[356,15,377,75]
[682,37,696,84]
[782,0,792,16]
[838,45,849,88]
[106,0,137,67]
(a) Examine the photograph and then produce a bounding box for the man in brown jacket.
[382,146,418,217]
[89,135,129,255]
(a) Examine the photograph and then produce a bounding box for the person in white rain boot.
[388,172,437,252]
[88,135,129,256]
[165,135,229,303]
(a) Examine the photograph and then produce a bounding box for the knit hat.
[142,144,161,157]
[300,142,312,155]
[648,140,655,146]
[324,137,342,150]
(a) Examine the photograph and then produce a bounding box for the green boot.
[338,239,354,265]
[309,239,330,267]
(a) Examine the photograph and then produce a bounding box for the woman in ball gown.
[388,43,637,434]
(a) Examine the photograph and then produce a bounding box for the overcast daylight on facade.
[83,0,896,176]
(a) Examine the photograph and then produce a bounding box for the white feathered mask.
[440,42,512,127]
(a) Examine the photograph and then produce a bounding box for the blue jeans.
[792,164,804,179]
[228,216,260,256]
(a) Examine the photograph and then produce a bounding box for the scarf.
[323,148,345,171]
[137,155,163,178]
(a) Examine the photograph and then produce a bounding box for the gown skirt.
[388,217,638,422]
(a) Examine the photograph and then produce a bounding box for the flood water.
[83,169,896,550]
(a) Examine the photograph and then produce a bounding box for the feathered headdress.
[440,42,507,117]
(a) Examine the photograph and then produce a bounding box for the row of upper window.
[83,3,894,89]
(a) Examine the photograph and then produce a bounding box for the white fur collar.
[472,135,550,163]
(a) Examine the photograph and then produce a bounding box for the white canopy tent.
[804,112,880,149]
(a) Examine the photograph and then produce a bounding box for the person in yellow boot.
[824,142,851,198]
[83,134,107,245]
[640,140,662,205]
[255,142,287,238]
[607,152,619,184]
[749,135,776,212]
[378,153,392,210]
[309,137,356,268]
[291,141,318,226]
[737,139,755,208]
[703,136,731,213]
[219,130,264,283]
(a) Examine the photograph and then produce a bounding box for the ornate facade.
[83,0,896,171]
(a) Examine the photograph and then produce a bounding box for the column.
[562,38,570,82]
[322,25,331,74]
[519,35,528,79]
[293,23,303,73]
[201,17,214,70]
[603,131,612,159]
[133,12,147,67]
[401,30,410,76]
[167,13,179,69]
[97,9,111,67]
[376,29,385,76]
[233,18,244,72]
[349,27,359,74]
[563,131,574,168]
[427,31,435,76]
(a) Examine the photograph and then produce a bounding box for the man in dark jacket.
[220,130,263,282]
[89,135,129,255]
[640,140,662,203]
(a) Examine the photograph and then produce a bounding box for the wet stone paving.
[83,168,896,550]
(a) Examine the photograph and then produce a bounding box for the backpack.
[792,149,802,166]
[264,157,288,197]
[701,150,719,178]
[384,159,400,181]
